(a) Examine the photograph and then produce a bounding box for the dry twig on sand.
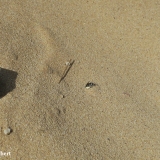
[59,59,75,84]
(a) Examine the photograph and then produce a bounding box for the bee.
[85,82,96,89]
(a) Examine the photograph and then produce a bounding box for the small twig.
[59,59,75,84]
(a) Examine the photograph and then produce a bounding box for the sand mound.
[0,1,160,159]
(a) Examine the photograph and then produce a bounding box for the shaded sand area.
[0,0,160,159]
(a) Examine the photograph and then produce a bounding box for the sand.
[0,0,160,159]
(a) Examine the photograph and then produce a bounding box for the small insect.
[85,82,96,89]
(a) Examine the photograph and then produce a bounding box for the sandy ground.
[0,0,160,159]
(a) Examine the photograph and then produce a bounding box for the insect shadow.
[0,68,18,98]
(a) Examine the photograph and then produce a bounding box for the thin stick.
[59,59,75,84]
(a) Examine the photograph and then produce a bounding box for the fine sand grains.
[0,1,160,159]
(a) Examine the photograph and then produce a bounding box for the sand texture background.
[0,0,160,159]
